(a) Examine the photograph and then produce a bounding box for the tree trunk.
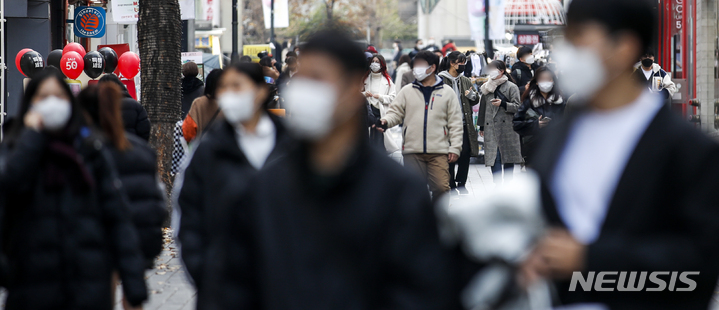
[138,0,182,222]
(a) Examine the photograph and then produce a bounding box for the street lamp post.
[270,0,275,57]
[231,0,239,63]
[484,0,493,59]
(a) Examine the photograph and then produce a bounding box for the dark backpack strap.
[199,108,222,140]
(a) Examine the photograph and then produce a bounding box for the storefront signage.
[74,7,106,38]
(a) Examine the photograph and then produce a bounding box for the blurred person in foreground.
[78,83,167,310]
[98,74,151,141]
[0,68,147,309]
[202,29,462,309]
[182,69,224,143]
[176,62,294,303]
[523,0,719,308]
[378,50,463,203]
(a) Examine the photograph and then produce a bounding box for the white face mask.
[32,96,72,131]
[369,63,381,73]
[218,90,256,124]
[554,42,606,102]
[524,55,535,64]
[488,69,501,80]
[413,66,432,81]
[538,81,554,93]
[282,78,339,141]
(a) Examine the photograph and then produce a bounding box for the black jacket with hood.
[0,129,148,309]
[121,95,151,141]
[510,62,539,94]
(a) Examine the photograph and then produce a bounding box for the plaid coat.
[478,80,524,165]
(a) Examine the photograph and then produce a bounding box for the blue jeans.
[491,148,514,183]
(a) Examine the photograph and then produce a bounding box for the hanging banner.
[111,0,194,24]
[488,0,506,41]
[74,6,106,38]
[262,0,289,29]
[468,0,486,43]
[199,0,221,27]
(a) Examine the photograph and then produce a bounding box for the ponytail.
[438,56,451,73]
[439,51,467,74]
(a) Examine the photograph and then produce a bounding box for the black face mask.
[641,58,654,68]
[456,65,466,73]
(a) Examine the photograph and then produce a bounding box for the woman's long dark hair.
[521,66,561,102]
[6,67,84,145]
[489,60,515,84]
[221,62,272,109]
[78,83,131,151]
[363,54,392,85]
[438,51,467,73]
[204,69,224,100]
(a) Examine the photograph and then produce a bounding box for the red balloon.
[60,51,85,80]
[63,43,86,58]
[15,48,34,76]
[118,52,140,79]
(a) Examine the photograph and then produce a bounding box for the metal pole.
[484,0,493,59]
[1,0,5,142]
[270,0,275,56]
[231,0,239,63]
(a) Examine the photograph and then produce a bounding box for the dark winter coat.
[121,96,151,141]
[510,62,539,94]
[531,105,719,309]
[181,77,205,119]
[0,129,148,309]
[200,138,466,310]
[176,113,294,291]
[513,90,565,137]
[108,133,167,268]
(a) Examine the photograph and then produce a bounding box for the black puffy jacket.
[122,96,151,141]
[108,133,167,268]
[176,113,294,291]
[199,138,467,310]
[0,129,148,309]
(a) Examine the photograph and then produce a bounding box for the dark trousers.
[449,128,471,187]
[491,147,514,183]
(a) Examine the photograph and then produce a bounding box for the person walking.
[378,50,463,202]
[276,56,297,88]
[182,69,224,143]
[632,49,677,107]
[512,66,564,164]
[363,54,397,152]
[176,62,294,305]
[0,68,147,309]
[438,51,480,193]
[394,54,412,92]
[202,30,463,310]
[478,60,523,184]
[511,46,539,94]
[409,39,424,58]
[181,62,205,119]
[78,83,167,310]
[522,0,719,308]
[98,74,151,141]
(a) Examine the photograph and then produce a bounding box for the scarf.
[529,89,564,108]
[44,133,95,193]
[480,75,508,95]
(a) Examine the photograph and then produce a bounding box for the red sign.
[517,34,539,45]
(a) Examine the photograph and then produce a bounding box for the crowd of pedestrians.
[2,0,719,309]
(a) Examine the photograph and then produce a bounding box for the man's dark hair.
[567,0,655,57]
[182,61,199,78]
[416,39,422,44]
[302,29,368,76]
[414,50,439,74]
[259,56,274,68]
[239,55,252,63]
[98,73,130,97]
[642,49,655,58]
[517,46,533,60]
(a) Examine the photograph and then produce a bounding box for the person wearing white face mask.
[521,0,719,309]
[511,46,539,95]
[202,30,464,309]
[512,66,564,164]
[478,60,523,184]
[363,54,397,152]
[175,62,295,304]
[378,50,464,203]
[0,68,149,309]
